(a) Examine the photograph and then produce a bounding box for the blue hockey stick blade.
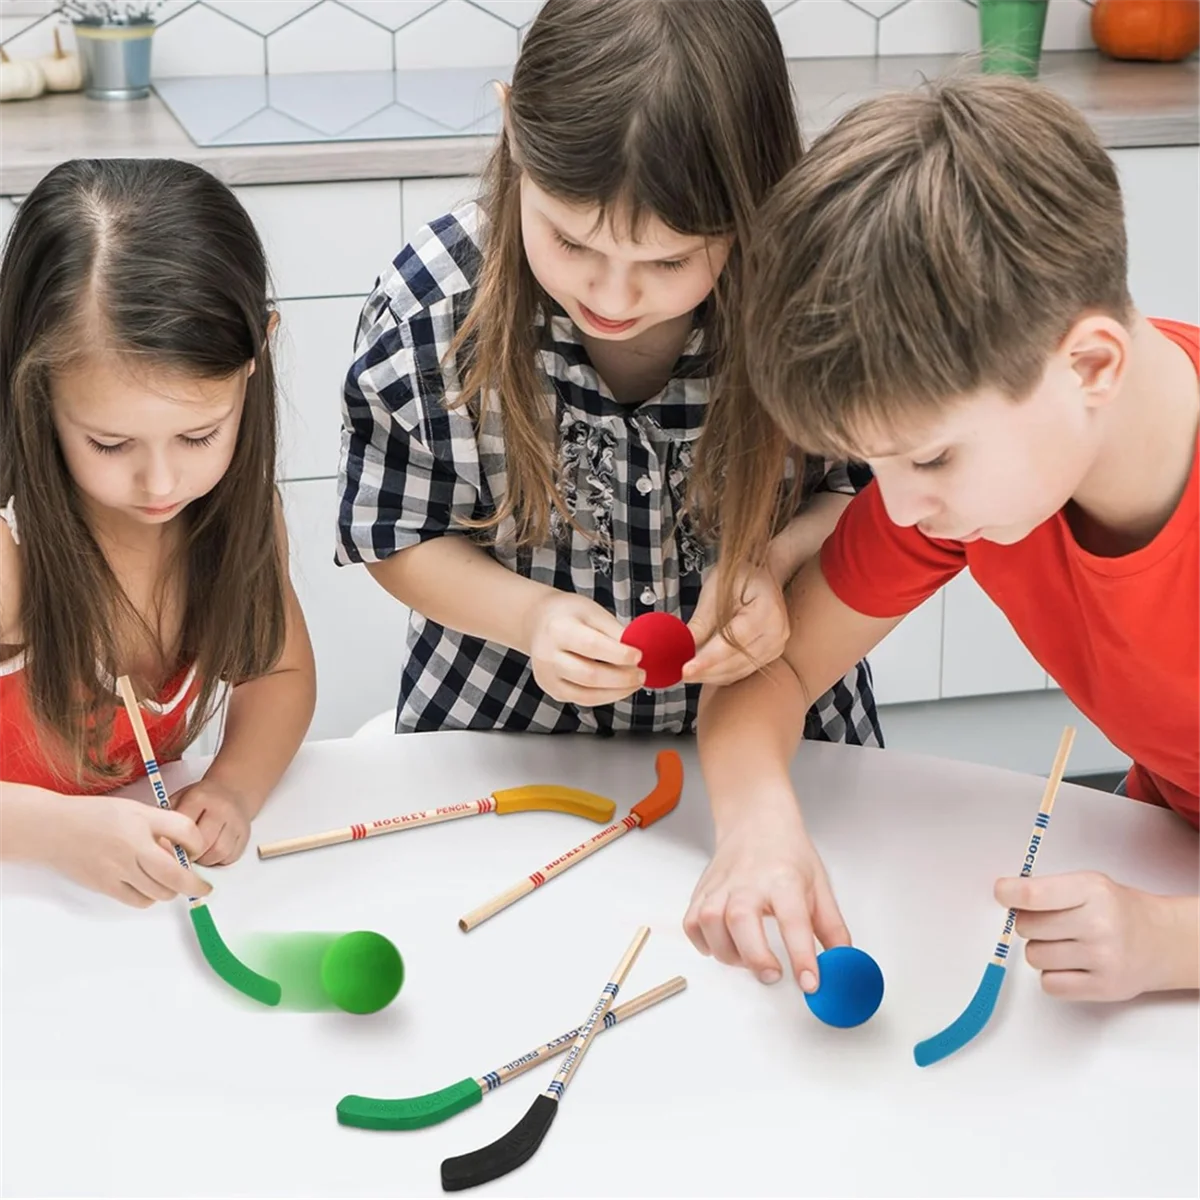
[914,961,1007,1068]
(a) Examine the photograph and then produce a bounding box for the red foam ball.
[620,612,696,689]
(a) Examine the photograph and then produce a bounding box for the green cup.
[979,0,1050,77]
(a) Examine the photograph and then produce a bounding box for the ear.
[1059,314,1129,409]
[493,79,509,110]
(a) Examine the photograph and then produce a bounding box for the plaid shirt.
[337,204,881,744]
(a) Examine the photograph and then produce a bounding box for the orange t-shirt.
[821,318,1199,828]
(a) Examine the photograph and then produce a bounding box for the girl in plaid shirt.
[337,0,882,746]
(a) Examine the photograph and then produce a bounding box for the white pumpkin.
[0,49,46,102]
[39,29,83,93]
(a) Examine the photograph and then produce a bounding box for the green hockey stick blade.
[189,904,281,1007]
[338,1078,484,1130]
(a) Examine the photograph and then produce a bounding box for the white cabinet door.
[940,570,1046,697]
[1112,147,1200,324]
[401,176,482,244]
[275,295,367,482]
[234,180,403,300]
[866,590,944,706]
[280,478,410,741]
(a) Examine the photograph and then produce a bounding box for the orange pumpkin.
[1091,0,1200,61]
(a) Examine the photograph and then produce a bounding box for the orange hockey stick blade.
[630,750,684,828]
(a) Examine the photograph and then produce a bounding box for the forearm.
[1159,894,1199,991]
[767,493,853,586]
[696,661,814,838]
[204,665,315,817]
[366,535,555,656]
[0,781,64,862]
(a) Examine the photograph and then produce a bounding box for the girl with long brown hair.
[0,158,316,907]
[337,0,879,748]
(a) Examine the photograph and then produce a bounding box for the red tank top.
[0,500,202,793]
[0,656,201,793]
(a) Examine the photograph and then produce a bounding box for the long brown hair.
[0,158,287,784]
[450,0,802,569]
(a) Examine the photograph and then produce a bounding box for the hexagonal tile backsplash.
[1,0,1098,76]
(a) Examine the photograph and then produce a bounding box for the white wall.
[0,0,1101,72]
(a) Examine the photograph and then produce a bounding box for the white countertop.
[1,51,1196,194]
[3,731,1196,1196]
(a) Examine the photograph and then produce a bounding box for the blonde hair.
[449,0,802,558]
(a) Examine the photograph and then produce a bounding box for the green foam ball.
[320,931,404,1014]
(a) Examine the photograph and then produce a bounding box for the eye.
[554,231,586,255]
[913,450,951,472]
[87,437,130,456]
[181,429,220,448]
[655,258,688,272]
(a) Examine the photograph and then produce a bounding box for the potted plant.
[63,0,163,100]
[978,0,1050,77]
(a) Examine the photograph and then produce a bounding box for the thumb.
[686,586,719,649]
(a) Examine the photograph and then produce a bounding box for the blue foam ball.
[804,946,884,1028]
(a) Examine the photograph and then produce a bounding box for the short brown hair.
[744,71,1133,460]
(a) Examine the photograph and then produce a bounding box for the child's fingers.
[1025,938,1083,972]
[770,885,820,992]
[141,841,210,897]
[696,904,742,968]
[113,882,155,909]
[1039,969,1095,1000]
[129,863,178,903]
[149,808,207,860]
[995,873,1090,912]
[811,883,852,954]
[725,895,784,983]
[1014,907,1081,941]
[568,622,642,668]
[556,650,644,692]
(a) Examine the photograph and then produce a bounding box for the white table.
[3,733,1197,1198]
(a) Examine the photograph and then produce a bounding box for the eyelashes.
[552,230,689,272]
[913,451,951,472]
[86,429,221,456]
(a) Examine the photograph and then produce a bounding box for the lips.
[578,303,637,334]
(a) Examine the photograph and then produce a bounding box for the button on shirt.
[337,203,882,743]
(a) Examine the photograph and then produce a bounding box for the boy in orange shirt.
[689,74,1198,1004]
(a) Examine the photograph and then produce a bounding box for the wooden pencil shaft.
[543,926,651,1102]
[996,726,1075,955]
[475,976,687,1091]
[457,814,639,932]
[257,799,494,859]
[115,675,199,899]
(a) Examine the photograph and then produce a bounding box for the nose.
[589,261,638,318]
[879,479,941,530]
[138,449,177,501]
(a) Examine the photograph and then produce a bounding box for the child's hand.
[997,872,1197,1000]
[682,562,789,687]
[173,778,252,866]
[684,799,850,990]
[43,793,211,908]
[524,591,645,706]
